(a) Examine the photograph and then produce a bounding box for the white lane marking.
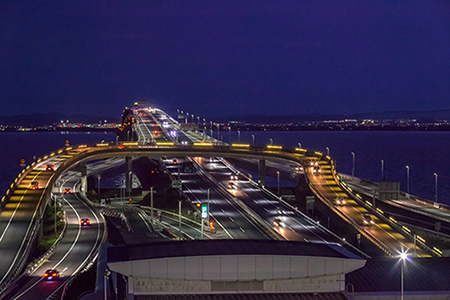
[229,217,234,223]
[239,227,245,233]
[0,172,42,242]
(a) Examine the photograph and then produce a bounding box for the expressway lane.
[194,157,339,244]
[8,173,105,299]
[0,149,85,289]
[164,157,269,240]
[307,157,428,256]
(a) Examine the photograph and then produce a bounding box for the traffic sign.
[201,204,207,219]
[20,159,25,167]
[172,180,182,189]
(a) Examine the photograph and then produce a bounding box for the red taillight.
[86,220,90,224]
[52,273,57,277]
[44,273,48,277]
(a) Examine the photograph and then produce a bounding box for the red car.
[81,218,90,226]
[43,269,59,280]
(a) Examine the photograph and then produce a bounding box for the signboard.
[101,199,106,207]
[172,180,182,189]
[201,204,208,219]
[20,159,26,167]
[182,161,194,173]
[306,195,315,209]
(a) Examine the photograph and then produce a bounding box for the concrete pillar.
[80,165,87,196]
[258,159,266,187]
[125,157,132,195]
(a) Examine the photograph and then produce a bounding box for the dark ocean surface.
[0,131,449,205]
[0,132,116,198]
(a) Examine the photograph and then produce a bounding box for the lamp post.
[351,152,355,178]
[400,252,408,300]
[252,134,255,146]
[434,173,438,203]
[406,166,410,194]
[178,199,182,236]
[277,171,280,195]
[217,124,220,140]
[269,138,273,145]
[381,159,384,182]
[150,186,154,224]
[298,142,302,149]
[237,129,241,142]
[326,147,329,156]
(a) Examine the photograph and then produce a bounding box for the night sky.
[1,1,449,119]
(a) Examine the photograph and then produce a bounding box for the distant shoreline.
[1,126,450,132]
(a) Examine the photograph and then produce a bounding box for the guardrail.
[0,144,98,295]
[339,178,443,257]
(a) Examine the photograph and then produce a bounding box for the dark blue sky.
[1,1,449,119]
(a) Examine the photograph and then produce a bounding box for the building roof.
[108,239,363,263]
[134,292,347,300]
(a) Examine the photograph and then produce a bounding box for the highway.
[193,156,338,244]
[6,172,105,299]
[0,104,441,297]
[0,149,82,290]
[142,106,432,256]
[306,156,429,257]
[164,157,269,240]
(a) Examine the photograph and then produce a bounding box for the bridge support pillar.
[80,165,87,196]
[258,159,266,187]
[125,157,132,195]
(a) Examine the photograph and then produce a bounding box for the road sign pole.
[178,200,182,236]
[201,219,204,239]
[207,188,210,221]
[150,186,154,224]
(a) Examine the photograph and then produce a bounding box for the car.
[230,174,238,180]
[81,218,90,226]
[64,188,72,194]
[29,181,39,189]
[362,214,375,226]
[333,196,346,206]
[227,182,237,190]
[43,269,59,280]
[273,218,282,227]
[46,164,55,171]
[312,165,321,175]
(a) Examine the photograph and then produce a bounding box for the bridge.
[0,105,449,298]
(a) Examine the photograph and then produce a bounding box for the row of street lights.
[348,151,439,202]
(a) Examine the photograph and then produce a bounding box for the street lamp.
[351,152,355,178]
[400,252,408,300]
[277,171,280,195]
[298,142,302,149]
[269,138,273,145]
[326,147,329,156]
[381,159,384,182]
[434,173,438,203]
[406,166,410,194]
[252,134,255,146]
[237,129,241,142]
